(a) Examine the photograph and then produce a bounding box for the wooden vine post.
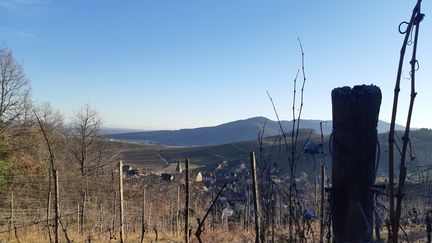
[176,186,180,235]
[319,121,325,243]
[9,193,14,234]
[185,158,190,243]
[331,85,381,242]
[250,151,261,243]
[54,170,60,243]
[140,187,146,243]
[426,211,432,243]
[119,160,125,243]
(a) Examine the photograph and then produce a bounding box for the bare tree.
[0,45,33,183]
[67,103,102,235]
[69,103,102,177]
[0,45,31,131]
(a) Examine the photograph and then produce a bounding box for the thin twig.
[293,38,307,160]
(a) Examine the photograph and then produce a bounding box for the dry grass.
[0,228,180,243]
[0,226,257,243]
[1,224,429,242]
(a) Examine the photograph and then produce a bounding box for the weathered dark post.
[331,85,381,242]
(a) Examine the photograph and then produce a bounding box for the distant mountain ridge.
[106,117,405,147]
[100,127,147,135]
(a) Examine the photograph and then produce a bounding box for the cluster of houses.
[121,158,310,225]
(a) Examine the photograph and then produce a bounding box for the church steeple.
[176,159,182,174]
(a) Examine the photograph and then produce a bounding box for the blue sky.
[1,0,431,130]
